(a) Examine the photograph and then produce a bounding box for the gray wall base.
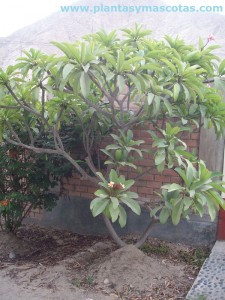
[25,195,217,247]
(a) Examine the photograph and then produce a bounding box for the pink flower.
[207,35,215,42]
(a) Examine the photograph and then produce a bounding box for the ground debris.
[0,225,207,299]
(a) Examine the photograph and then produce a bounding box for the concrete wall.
[26,195,218,247]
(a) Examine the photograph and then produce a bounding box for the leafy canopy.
[0,24,225,245]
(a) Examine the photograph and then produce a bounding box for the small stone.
[9,251,16,259]
[92,242,111,252]
[104,278,110,285]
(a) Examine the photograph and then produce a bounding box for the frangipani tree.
[1,24,225,247]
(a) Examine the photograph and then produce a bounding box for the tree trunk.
[102,214,159,248]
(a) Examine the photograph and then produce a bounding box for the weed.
[140,243,170,256]
[179,247,210,268]
[71,278,81,287]
[85,275,94,285]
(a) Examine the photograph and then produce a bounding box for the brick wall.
[29,208,43,220]
[217,208,225,240]
[61,123,200,204]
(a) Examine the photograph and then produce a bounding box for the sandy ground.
[0,270,116,300]
[0,226,201,300]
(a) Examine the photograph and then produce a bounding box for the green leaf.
[104,160,113,165]
[109,203,120,222]
[105,144,120,150]
[153,95,161,115]
[207,190,224,208]
[109,169,118,183]
[161,58,177,73]
[206,199,217,220]
[127,129,133,141]
[121,197,141,215]
[186,161,195,187]
[210,182,225,193]
[83,63,90,73]
[118,205,127,227]
[171,199,183,225]
[155,151,165,165]
[150,206,162,217]
[123,179,135,190]
[219,59,225,75]
[110,197,119,209]
[117,75,125,93]
[80,71,90,97]
[147,93,154,105]
[96,172,107,184]
[62,63,74,80]
[91,198,109,217]
[127,74,142,91]
[94,189,108,198]
[173,83,180,101]
[163,99,173,115]
[157,162,165,173]
[125,191,139,199]
[175,167,189,187]
[162,183,183,192]
[0,126,2,144]
[159,208,170,224]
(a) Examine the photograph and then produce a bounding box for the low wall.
[25,195,218,247]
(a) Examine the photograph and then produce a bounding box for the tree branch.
[23,120,34,146]
[87,70,112,100]
[135,218,159,248]
[5,138,61,154]
[5,83,51,129]
[79,93,111,119]
[6,121,21,143]
[102,214,126,247]
[0,105,21,109]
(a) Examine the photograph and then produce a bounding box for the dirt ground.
[0,225,209,300]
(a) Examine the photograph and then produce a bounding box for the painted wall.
[26,195,218,246]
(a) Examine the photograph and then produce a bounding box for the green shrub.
[0,143,70,232]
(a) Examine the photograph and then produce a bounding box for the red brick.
[61,177,69,184]
[88,187,97,194]
[154,175,170,183]
[130,186,138,192]
[180,132,191,139]
[134,180,147,187]
[138,159,154,167]
[129,172,139,179]
[33,212,43,220]
[146,181,162,188]
[136,174,154,181]
[138,187,154,195]
[186,140,198,147]
[162,169,177,176]
[191,133,200,140]
[217,209,225,240]
[76,186,88,192]
[63,183,74,191]
[68,177,76,184]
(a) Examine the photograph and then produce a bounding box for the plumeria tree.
[0,24,225,247]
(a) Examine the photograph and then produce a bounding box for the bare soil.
[0,225,209,300]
